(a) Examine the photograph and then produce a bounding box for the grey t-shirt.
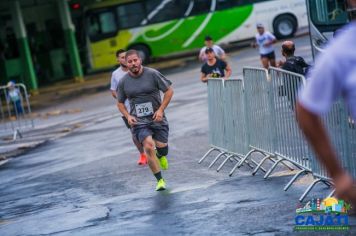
[117,67,172,125]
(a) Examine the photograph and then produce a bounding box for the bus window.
[217,0,243,10]
[87,10,117,41]
[311,0,348,25]
[190,0,211,15]
[117,2,146,28]
[146,0,190,24]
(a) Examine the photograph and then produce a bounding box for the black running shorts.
[132,123,169,144]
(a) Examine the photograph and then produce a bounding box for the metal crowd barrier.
[216,79,250,172]
[229,67,293,177]
[199,66,356,202]
[268,68,315,198]
[198,79,227,164]
[199,79,254,170]
[0,83,34,140]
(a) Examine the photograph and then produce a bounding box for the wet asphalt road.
[1,36,356,236]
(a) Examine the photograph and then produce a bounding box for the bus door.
[307,0,349,57]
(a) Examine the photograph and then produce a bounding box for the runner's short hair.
[116,49,125,57]
[205,47,214,54]
[205,35,213,41]
[125,49,140,60]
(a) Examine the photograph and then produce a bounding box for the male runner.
[251,23,277,69]
[110,49,147,165]
[117,50,174,191]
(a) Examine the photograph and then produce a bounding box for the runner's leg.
[261,57,269,69]
[142,135,161,174]
[142,135,166,190]
[155,141,169,170]
[123,116,147,165]
[131,131,147,165]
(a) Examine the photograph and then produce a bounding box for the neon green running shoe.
[159,156,169,170]
[155,179,166,191]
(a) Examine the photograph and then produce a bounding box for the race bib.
[135,102,154,117]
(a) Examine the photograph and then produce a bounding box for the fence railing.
[0,83,34,140]
[199,67,356,202]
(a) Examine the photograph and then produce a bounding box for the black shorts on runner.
[121,116,131,129]
[260,51,276,60]
[132,123,169,144]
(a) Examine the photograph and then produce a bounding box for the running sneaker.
[155,179,166,191]
[158,156,169,170]
[137,153,147,165]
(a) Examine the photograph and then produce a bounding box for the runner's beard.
[130,65,141,75]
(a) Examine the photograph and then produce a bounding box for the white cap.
[7,81,15,87]
[256,23,264,28]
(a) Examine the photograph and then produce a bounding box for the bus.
[73,0,308,71]
[306,0,351,58]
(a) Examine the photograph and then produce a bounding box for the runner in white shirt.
[251,23,277,69]
[199,36,226,62]
[110,49,147,165]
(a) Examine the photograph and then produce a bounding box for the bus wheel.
[273,14,297,39]
[129,45,150,64]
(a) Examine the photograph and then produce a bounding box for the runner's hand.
[334,172,356,208]
[263,41,272,47]
[127,115,137,126]
[153,109,163,122]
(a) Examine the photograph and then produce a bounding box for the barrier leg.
[217,154,238,172]
[208,152,227,169]
[198,147,218,164]
[299,178,323,202]
[280,161,295,171]
[264,158,286,179]
[13,128,23,140]
[236,149,255,168]
[252,154,272,176]
[323,181,332,188]
[327,189,336,198]
[249,158,267,172]
[284,169,309,191]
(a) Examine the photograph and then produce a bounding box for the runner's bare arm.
[225,64,232,79]
[118,102,137,125]
[220,52,227,61]
[201,73,208,83]
[264,38,277,46]
[296,102,356,205]
[198,50,205,61]
[111,90,117,99]
[153,87,174,122]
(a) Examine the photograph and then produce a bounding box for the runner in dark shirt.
[200,48,232,83]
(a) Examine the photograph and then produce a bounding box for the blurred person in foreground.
[297,0,356,207]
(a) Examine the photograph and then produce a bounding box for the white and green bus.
[77,0,308,71]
